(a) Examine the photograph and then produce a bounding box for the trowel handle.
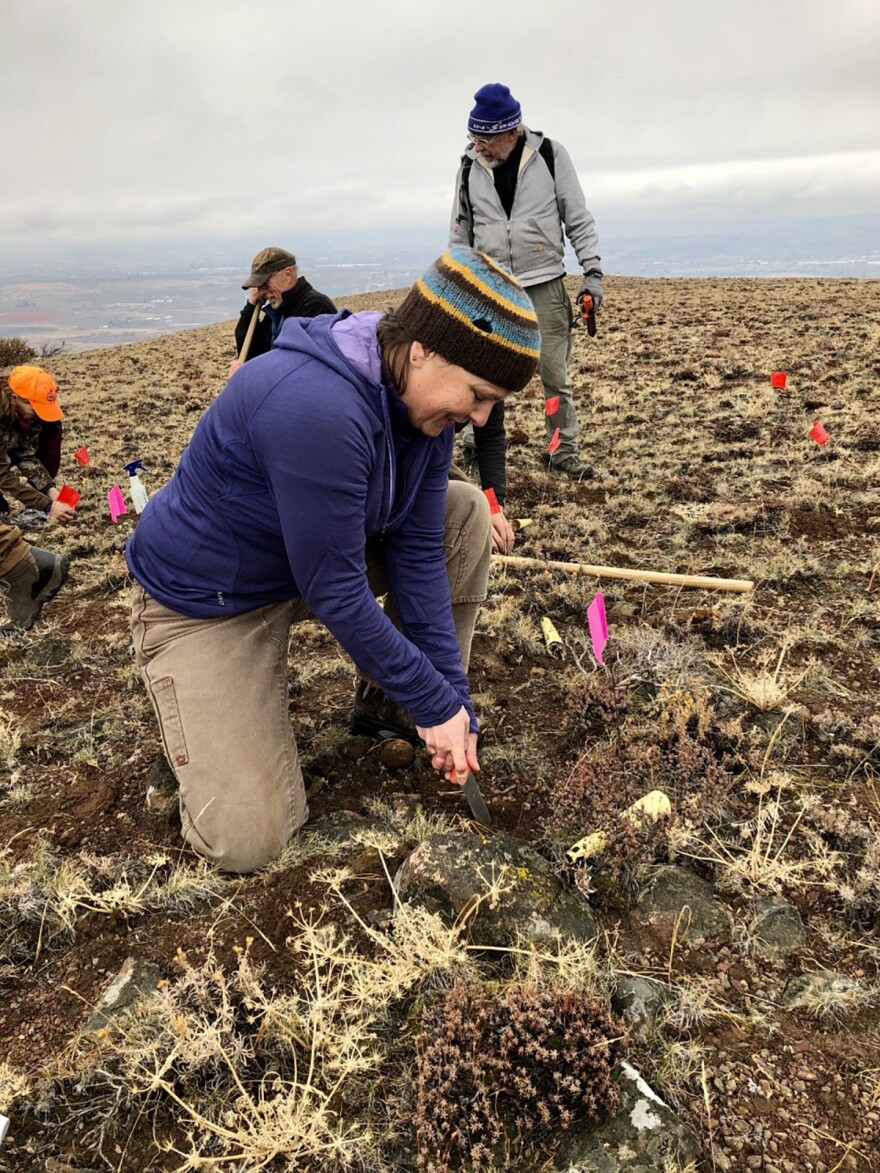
[239,305,262,363]
[580,294,597,337]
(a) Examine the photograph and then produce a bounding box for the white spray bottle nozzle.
[123,459,150,513]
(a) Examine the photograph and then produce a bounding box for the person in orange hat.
[0,367,74,526]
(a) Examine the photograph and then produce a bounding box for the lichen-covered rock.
[555,1062,700,1171]
[145,753,178,815]
[634,865,732,943]
[84,956,163,1033]
[781,969,866,1013]
[612,976,674,1040]
[749,896,806,954]
[395,832,597,949]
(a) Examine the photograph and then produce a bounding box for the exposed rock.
[612,976,674,1040]
[379,738,416,769]
[634,865,732,943]
[781,970,865,1012]
[145,753,177,814]
[749,896,806,954]
[554,1062,701,1170]
[28,638,71,667]
[84,956,163,1033]
[395,832,597,949]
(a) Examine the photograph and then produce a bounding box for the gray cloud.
[1,0,878,247]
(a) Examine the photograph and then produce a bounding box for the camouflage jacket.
[0,415,53,511]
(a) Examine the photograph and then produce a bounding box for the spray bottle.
[123,459,150,513]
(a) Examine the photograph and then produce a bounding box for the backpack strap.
[455,138,555,245]
[454,153,475,245]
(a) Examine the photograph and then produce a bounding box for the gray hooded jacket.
[448,127,602,288]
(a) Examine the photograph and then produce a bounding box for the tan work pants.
[130,480,490,873]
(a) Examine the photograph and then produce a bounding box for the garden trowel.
[451,767,491,825]
[580,293,597,337]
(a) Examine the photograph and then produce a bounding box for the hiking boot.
[350,678,419,745]
[547,455,595,481]
[0,546,70,630]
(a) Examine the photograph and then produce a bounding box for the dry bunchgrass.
[670,769,851,898]
[0,841,226,963]
[0,1060,30,1114]
[48,872,628,1172]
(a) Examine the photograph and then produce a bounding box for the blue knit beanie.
[467,83,522,135]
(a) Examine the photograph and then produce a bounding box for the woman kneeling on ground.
[126,246,540,873]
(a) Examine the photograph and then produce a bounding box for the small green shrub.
[0,337,37,366]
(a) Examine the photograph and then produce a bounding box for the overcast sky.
[1,0,878,255]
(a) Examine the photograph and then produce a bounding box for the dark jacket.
[458,402,507,504]
[0,414,54,511]
[234,277,337,360]
[127,311,475,732]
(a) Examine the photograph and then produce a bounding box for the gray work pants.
[526,276,578,462]
[460,275,579,463]
[130,480,490,873]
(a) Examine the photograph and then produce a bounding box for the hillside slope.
[1,275,879,1172]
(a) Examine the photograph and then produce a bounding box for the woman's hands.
[490,508,515,554]
[417,705,480,782]
[48,499,75,523]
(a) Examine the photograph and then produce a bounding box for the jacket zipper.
[476,146,537,272]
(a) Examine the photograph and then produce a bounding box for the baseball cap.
[242,247,297,289]
[7,365,64,422]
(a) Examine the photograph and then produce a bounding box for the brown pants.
[0,522,30,578]
[131,480,491,873]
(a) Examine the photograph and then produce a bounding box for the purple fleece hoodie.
[126,310,475,731]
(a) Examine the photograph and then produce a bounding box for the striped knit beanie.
[396,247,540,392]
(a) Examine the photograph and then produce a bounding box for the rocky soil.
[0,274,879,1171]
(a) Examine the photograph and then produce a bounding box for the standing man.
[231,247,337,374]
[450,83,604,479]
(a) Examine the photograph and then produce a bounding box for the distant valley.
[1,214,877,353]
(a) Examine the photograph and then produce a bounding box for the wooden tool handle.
[493,554,753,594]
[238,304,262,363]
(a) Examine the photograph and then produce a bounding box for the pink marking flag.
[57,484,81,508]
[545,395,560,416]
[586,592,609,665]
[548,427,561,454]
[108,484,127,523]
[73,446,91,466]
[483,487,501,515]
[809,421,829,446]
[770,371,787,389]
